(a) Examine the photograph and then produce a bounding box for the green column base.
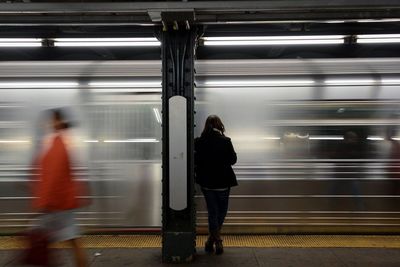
[162,231,196,263]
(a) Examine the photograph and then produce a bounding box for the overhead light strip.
[0,140,30,143]
[0,37,160,48]
[324,79,376,85]
[88,80,162,93]
[3,34,400,48]
[0,82,79,88]
[54,37,160,47]
[324,78,400,85]
[203,80,315,87]
[204,34,400,46]
[0,81,161,91]
[367,136,384,141]
[204,40,344,46]
[202,35,345,46]
[262,137,281,140]
[202,78,400,87]
[88,81,161,88]
[103,139,159,143]
[357,34,400,39]
[1,78,400,90]
[357,19,400,23]
[309,136,344,140]
[0,38,42,47]
[357,34,400,44]
[54,38,158,42]
[0,38,42,42]
[357,38,400,44]
[326,21,346,24]
[54,42,160,47]
[84,139,159,143]
[90,88,161,93]
[381,79,400,84]
[0,43,42,47]
[203,35,346,41]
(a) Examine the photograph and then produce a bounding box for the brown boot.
[214,230,223,255]
[205,234,214,253]
[215,240,224,255]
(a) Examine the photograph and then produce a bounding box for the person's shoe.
[215,240,224,255]
[205,237,214,253]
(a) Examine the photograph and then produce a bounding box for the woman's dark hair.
[52,108,64,122]
[51,108,70,130]
[201,115,225,137]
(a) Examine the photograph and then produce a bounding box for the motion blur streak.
[195,58,400,232]
[1,59,400,233]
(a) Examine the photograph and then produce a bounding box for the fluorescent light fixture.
[324,79,375,85]
[326,21,346,24]
[367,136,384,141]
[323,78,400,85]
[391,137,400,141]
[0,43,41,47]
[262,137,281,140]
[54,38,160,47]
[203,35,345,46]
[203,80,315,87]
[54,38,158,42]
[0,140,30,143]
[153,108,162,124]
[103,138,159,143]
[203,35,345,40]
[378,19,400,22]
[357,19,400,23]
[357,34,400,44]
[0,81,78,88]
[84,140,99,143]
[55,42,160,47]
[204,40,343,46]
[381,79,400,85]
[90,88,161,93]
[0,38,42,47]
[89,81,161,88]
[357,34,400,38]
[358,38,400,44]
[309,136,344,140]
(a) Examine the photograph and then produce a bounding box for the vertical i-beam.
[161,12,197,263]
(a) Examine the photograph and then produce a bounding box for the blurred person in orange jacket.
[32,108,87,267]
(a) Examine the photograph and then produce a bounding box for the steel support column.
[161,13,197,263]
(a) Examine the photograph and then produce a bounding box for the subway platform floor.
[0,235,399,266]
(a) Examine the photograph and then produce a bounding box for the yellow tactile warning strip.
[0,235,400,250]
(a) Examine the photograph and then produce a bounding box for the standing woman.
[32,109,88,267]
[195,115,237,255]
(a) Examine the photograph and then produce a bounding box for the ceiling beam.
[0,1,399,25]
[0,1,399,14]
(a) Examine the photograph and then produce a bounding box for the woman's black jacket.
[194,131,238,189]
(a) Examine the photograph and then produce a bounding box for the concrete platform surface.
[1,247,400,267]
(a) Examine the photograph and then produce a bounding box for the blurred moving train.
[0,58,400,234]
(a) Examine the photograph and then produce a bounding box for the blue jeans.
[201,188,230,232]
